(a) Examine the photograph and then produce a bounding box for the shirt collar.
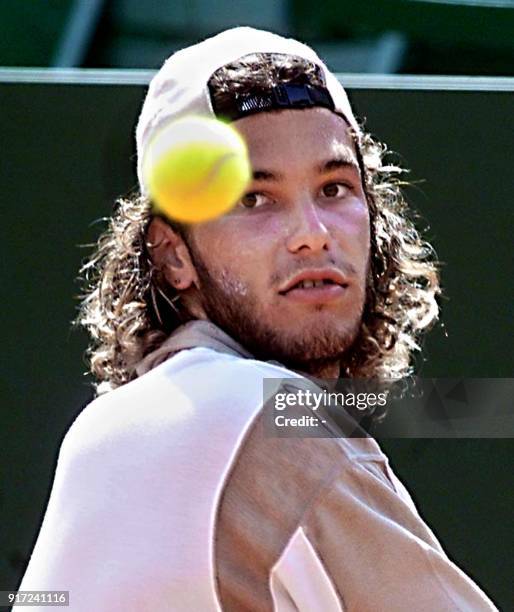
[135,319,256,376]
[134,319,332,392]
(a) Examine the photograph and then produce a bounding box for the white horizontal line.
[410,0,514,8]
[0,68,155,85]
[0,68,513,91]
[337,74,514,91]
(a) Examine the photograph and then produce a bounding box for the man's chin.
[195,277,361,368]
[263,323,360,366]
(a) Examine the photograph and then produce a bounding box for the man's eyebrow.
[252,168,282,182]
[318,155,360,174]
[252,155,360,183]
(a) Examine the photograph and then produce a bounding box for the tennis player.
[16,27,498,611]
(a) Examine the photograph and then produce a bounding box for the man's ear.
[146,216,198,291]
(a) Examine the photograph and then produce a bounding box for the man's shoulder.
[152,345,300,382]
[61,347,301,465]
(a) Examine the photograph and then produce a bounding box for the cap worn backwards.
[136,26,360,196]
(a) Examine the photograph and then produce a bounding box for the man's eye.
[238,192,270,209]
[321,182,351,199]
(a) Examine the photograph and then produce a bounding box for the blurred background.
[1,0,514,73]
[1,1,513,611]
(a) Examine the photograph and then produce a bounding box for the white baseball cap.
[136,26,361,196]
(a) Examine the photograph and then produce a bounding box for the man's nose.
[286,196,330,254]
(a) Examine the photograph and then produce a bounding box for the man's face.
[185,107,370,373]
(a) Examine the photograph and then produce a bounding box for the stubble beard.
[188,246,363,377]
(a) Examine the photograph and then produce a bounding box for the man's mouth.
[278,268,350,297]
[287,279,340,290]
[279,278,349,303]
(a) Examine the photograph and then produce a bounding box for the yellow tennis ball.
[143,116,252,223]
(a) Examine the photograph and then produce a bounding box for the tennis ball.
[143,116,252,223]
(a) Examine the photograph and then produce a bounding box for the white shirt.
[16,321,498,611]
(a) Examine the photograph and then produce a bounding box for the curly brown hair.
[73,53,441,396]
